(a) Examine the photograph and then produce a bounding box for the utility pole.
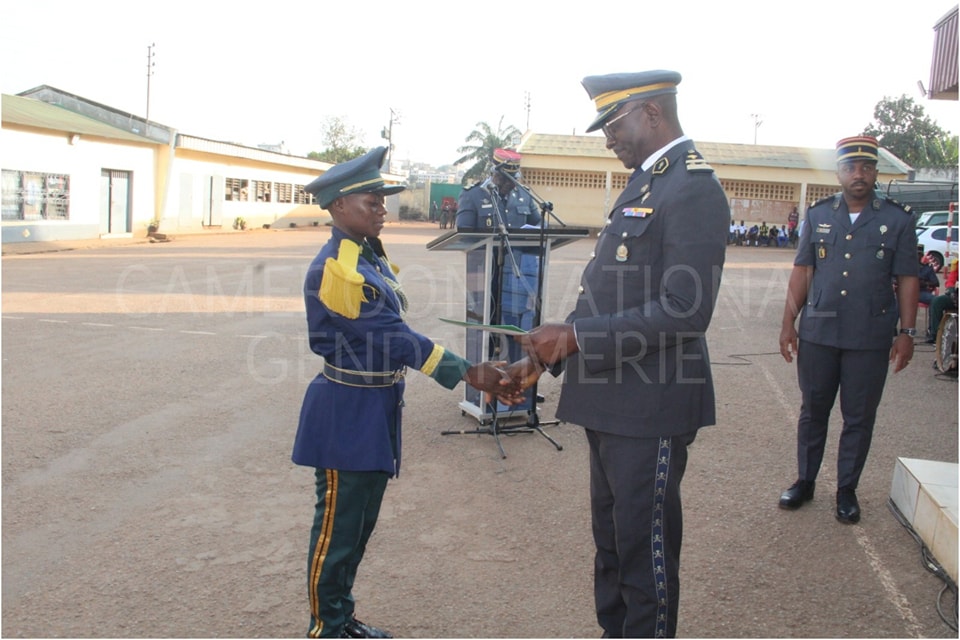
[381,108,400,170]
[751,113,763,145]
[525,91,531,131]
[146,43,156,123]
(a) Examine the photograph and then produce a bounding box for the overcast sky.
[2,0,957,167]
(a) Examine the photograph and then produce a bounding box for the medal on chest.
[616,232,629,262]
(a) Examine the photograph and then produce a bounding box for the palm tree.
[454,117,522,185]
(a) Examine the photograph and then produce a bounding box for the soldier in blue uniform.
[456,148,545,413]
[455,148,541,231]
[292,147,521,639]
[508,70,729,638]
[778,135,918,524]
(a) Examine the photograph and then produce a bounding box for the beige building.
[1,87,404,244]
[2,85,913,244]
[516,133,912,229]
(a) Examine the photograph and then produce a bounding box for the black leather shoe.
[836,488,861,524]
[343,617,393,639]
[778,480,815,509]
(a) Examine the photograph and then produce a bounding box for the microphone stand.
[494,171,564,448]
[440,177,560,457]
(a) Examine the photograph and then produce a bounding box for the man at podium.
[455,148,544,413]
[455,148,541,231]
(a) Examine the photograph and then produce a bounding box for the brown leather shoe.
[778,479,815,509]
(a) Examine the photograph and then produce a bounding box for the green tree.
[863,95,958,168]
[454,117,522,185]
[307,116,368,164]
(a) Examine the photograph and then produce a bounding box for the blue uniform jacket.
[292,228,469,476]
[795,194,917,350]
[455,179,542,230]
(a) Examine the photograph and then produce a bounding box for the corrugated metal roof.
[178,134,333,171]
[518,133,911,174]
[1,93,155,144]
[929,5,959,99]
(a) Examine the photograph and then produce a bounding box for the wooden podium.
[427,227,589,424]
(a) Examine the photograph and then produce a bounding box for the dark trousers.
[307,469,388,638]
[587,429,696,638]
[795,340,889,489]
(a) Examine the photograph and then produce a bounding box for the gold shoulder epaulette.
[319,239,368,319]
[685,150,714,173]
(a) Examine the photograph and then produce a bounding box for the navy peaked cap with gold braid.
[582,70,682,133]
[305,146,405,209]
[836,135,879,164]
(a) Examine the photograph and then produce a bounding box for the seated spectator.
[758,222,770,246]
[919,253,940,306]
[777,225,789,247]
[736,220,746,246]
[770,225,781,247]
[927,258,958,343]
[747,224,759,246]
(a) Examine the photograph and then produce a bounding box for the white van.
[916,210,955,228]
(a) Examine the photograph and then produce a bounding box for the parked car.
[916,225,959,271]
[915,210,956,228]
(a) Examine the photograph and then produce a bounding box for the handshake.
[460,323,579,405]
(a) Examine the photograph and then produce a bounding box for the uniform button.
[843,271,849,277]
[844,253,851,259]
[605,219,612,226]
[578,286,584,294]
[590,251,595,258]
[845,234,853,240]
[841,290,848,296]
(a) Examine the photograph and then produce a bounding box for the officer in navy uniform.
[292,147,521,639]
[456,149,544,413]
[778,135,918,524]
[509,71,729,638]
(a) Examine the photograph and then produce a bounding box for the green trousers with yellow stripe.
[307,468,389,638]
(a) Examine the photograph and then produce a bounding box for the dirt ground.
[2,223,957,638]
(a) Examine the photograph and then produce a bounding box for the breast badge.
[616,232,629,262]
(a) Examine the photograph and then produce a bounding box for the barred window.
[277,183,292,203]
[225,177,248,201]
[253,180,272,202]
[523,169,610,190]
[720,180,797,202]
[806,184,839,204]
[295,184,312,205]
[2,170,70,220]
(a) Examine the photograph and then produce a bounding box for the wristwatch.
[899,328,917,337]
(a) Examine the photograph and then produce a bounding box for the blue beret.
[581,70,682,133]
[305,146,405,209]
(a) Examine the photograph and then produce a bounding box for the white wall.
[1,127,156,240]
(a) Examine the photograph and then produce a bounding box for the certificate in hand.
[438,318,528,336]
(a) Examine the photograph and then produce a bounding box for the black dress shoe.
[778,479,815,509]
[836,488,861,524]
[343,616,393,639]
